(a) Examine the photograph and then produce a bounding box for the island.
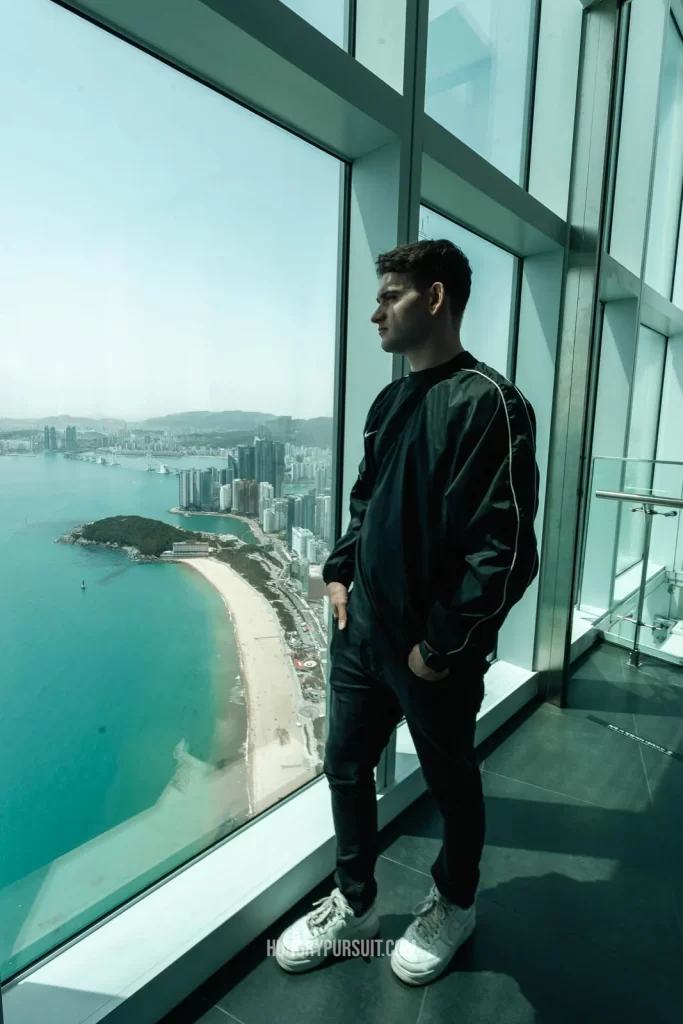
[64,515,201,558]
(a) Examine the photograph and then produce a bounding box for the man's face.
[370,272,437,354]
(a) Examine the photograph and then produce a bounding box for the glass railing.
[578,457,683,667]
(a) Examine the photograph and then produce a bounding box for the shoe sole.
[390,918,476,987]
[275,926,381,974]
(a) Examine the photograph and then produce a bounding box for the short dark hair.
[376,238,472,321]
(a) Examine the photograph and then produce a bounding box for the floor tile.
[481,700,652,811]
[203,858,427,1024]
[157,993,221,1024]
[420,895,681,1024]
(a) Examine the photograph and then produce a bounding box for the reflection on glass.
[616,328,667,575]
[645,17,683,298]
[425,0,536,182]
[419,208,516,375]
[279,0,348,47]
[0,0,340,979]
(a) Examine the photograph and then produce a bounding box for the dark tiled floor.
[160,643,683,1024]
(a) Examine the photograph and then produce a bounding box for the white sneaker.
[275,888,379,973]
[390,884,475,986]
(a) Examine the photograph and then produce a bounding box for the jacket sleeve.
[423,384,539,659]
[321,451,374,588]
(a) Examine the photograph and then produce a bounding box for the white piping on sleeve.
[443,369,521,656]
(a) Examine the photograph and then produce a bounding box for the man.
[275,239,539,985]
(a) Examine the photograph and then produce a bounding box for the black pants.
[323,586,487,915]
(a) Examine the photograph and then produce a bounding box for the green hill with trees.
[80,516,196,557]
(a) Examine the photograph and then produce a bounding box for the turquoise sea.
[0,453,253,898]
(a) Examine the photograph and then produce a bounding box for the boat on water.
[81,580,86,590]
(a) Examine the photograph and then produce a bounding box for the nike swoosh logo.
[364,430,377,438]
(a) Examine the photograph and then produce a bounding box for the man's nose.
[371,308,382,323]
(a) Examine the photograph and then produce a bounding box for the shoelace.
[410,887,448,944]
[306,889,354,935]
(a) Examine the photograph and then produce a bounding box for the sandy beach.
[183,557,317,817]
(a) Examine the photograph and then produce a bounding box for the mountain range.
[0,410,334,448]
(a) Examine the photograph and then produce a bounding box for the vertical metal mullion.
[521,0,543,191]
[508,256,524,385]
[614,11,669,584]
[667,11,683,301]
[325,162,353,739]
[535,0,620,706]
[376,0,428,791]
[346,0,358,56]
[574,1,631,586]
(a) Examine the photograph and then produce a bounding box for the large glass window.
[0,0,341,979]
[279,0,349,48]
[425,0,537,183]
[419,207,517,375]
[616,327,667,575]
[645,16,683,299]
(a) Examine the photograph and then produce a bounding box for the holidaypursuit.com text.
[267,939,395,957]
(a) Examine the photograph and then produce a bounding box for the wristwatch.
[418,640,450,672]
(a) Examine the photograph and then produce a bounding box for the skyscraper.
[219,484,232,511]
[302,492,316,532]
[292,526,315,561]
[255,439,286,497]
[44,426,50,451]
[179,470,193,509]
[248,481,259,515]
[200,469,214,510]
[237,444,255,481]
[231,479,247,513]
[49,426,57,451]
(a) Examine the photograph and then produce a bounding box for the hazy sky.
[1,0,342,422]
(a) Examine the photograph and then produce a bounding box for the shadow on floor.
[160,643,683,1024]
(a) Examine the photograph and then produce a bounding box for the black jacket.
[323,350,540,661]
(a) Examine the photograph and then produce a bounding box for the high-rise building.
[248,481,259,515]
[285,495,302,548]
[219,484,232,511]
[231,479,247,514]
[237,444,255,481]
[44,426,50,450]
[258,482,275,526]
[307,566,327,600]
[179,470,193,509]
[255,439,286,497]
[49,426,57,451]
[263,508,277,534]
[315,494,332,544]
[200,469,214,510]
[292,527,315,561]
[192,469,202,507]
[302,492,316,532]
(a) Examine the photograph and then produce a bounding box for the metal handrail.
[593,456,683,466]
[595,490,683,510]
[595,490,680,667]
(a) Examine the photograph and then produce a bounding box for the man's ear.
[429,281,446,316]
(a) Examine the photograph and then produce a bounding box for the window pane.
[0,0,340,978]
[425,0,536,182]
[279,0,349,47]
[616,327,667,575]
[644,17,683,298]
[419,208,517,376]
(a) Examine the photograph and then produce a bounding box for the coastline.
[180,557,316,816]
[169,507,265,545]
